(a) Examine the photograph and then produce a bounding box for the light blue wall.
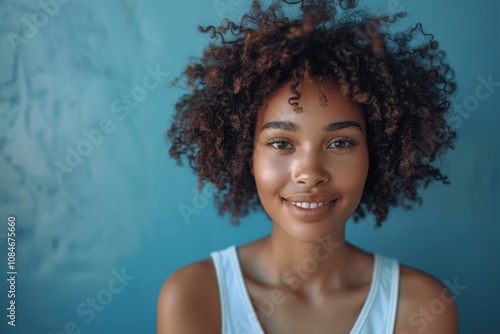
[0,0,498,333]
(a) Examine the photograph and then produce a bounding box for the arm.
[157,259,221,334]
[394,266,459,334]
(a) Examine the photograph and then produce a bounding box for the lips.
[283,193,336,204]
[282,195,338,221]
[283,194,336,203]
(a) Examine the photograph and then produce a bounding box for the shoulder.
[157,258,221,334]
[394,264,459,334]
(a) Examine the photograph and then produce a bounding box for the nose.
[291,148,330,188]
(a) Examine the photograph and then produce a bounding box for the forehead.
[256,78,366,132]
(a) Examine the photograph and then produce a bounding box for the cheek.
[335,152,369,197]
[252,151,288,195]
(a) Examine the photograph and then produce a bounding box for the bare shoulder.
[394,264,459,334]
[157,258,220,334]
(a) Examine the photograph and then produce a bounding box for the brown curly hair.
[166,0,457,226]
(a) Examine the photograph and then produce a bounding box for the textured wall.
[0,0,498,333]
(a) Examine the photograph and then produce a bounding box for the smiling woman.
[251,78,369,242]
[158,0,459,333]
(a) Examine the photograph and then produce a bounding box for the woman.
[158,1,459,333]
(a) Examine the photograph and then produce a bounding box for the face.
[251,77,369,242]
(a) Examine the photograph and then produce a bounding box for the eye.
[328,138,358,151]
[265,139,294,151]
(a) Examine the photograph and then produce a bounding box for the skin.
[157,78,459,334]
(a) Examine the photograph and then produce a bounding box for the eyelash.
[265,137,359,152]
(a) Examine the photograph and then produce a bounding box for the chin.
[268,197,359,242]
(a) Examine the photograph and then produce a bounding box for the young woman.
[158,1,459,333]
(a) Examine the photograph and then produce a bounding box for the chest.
[246,282,372,334]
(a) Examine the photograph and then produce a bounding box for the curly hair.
[166,0,457,226]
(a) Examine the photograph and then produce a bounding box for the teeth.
[290,201,330,209]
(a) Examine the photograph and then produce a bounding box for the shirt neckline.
[228,245,381,334]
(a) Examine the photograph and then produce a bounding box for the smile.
[289,201,333,209]
[283,199,337,221]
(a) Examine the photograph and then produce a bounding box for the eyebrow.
[260,120,363,133]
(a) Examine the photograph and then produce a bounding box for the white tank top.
[210,245,400,334]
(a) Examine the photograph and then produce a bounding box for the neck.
[258,224,355,295]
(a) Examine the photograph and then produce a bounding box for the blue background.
[0,0,498,333]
